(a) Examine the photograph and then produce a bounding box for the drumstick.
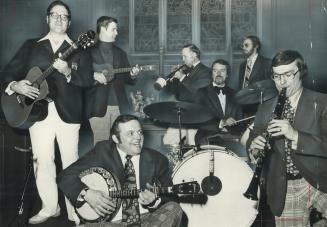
[226,115,256,126]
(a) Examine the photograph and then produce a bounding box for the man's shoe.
[28,208,60,224]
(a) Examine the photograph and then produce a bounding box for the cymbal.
[235,79,278,104]
[144,101,215,124]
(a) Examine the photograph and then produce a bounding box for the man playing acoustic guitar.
[85,16,141,145]
[58,115,183,226]
[1,0,94,224]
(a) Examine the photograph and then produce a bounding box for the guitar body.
[76,167,122,223]
[1,67,49,129]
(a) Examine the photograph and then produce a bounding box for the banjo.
[76,167,200,223]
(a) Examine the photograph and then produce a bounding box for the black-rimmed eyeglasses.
[271,69,299,81]
[49,12,69,22]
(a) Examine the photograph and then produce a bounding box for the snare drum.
[173,145,258,227]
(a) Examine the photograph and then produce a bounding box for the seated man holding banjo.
[57,114,183,226]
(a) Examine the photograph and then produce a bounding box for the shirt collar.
[116,146,139,165]
[37,33,73,45]
[193,61,200,68]
[248,53,258,65]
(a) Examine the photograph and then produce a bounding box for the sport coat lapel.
[139,151,154,189]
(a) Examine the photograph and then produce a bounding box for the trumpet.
[243,88,286,200]
[153,64,189,90]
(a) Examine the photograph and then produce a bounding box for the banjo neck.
[108,185,173,198]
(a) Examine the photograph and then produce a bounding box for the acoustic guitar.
[94,64,156,84]
[76,167,200,223]
[1,30,96,129]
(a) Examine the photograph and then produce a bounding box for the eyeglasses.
[49,12,69,22]
[271,69,299,81]
[213,69,227,74]
[241,43,250,48]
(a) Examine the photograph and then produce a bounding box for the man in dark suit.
[58,115,183,226]
[1,1,93,224]
[238,36,272,117]
[194,59,244,156]
[238,35,271,90]
[165,43,211,102]
[85,16,139,145]
[247,50,327,226]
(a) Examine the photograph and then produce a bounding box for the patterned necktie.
[122,155,141,226]
[243,59,252,88]
[281,98,301,178]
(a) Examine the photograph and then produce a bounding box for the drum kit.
[143,79,278,227]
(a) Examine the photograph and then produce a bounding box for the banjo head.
[76,167,122,223]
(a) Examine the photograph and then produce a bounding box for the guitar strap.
[122,155,141,226]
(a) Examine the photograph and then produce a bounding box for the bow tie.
[214,86,227,95]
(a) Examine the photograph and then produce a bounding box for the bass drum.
[172,145,258,227]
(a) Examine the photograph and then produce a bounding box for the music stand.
[8,146,32,227]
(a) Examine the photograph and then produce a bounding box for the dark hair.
[96,16,118,34]
[183,44,201,59]
[244,35,261,52]
[110,115,140,142]
[271,50,308,79]
[47,1,71,20]
[211,59,231,75]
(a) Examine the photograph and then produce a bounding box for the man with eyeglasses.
[194,59,243,146]
[58,114,183,226]
[239,35,271,90]
[247,50,327,226]
[1,0,93,224]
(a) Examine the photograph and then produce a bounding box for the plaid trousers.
[275,177,327,227]
[82,201,183,227]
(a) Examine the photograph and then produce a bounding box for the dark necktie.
[214,86,227,95]
[122,155,141,226]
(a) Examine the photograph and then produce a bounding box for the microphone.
[153,64,189,90]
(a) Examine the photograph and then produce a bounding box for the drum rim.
[172,145,251,178]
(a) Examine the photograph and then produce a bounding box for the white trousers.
[29,102,80,221]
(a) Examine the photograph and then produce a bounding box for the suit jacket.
[1,38,93,123]
[248,88,327,216]
[238,54,271,90]
[57,141,172,206]
[194,85,243,132]
[84,43,135,119]
[166,62,211,102]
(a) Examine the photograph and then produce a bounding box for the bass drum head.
[173,145,258,227]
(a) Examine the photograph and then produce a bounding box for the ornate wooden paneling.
[166,0,192,52]
[200,0,226,52]
[231,0,257,52]
[134,0,159,53]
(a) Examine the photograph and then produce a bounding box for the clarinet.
[243,88,286,200]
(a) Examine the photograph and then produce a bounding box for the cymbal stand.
[177,107,183,160]
[8,147,32,227]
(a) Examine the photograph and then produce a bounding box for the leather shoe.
[28,208,60,224]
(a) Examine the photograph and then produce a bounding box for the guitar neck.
[112,67,133,74]
[36,44,77,84]
[108,186,171,198]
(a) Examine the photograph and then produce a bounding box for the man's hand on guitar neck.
[84,189,116,217]
[130,64,140,79]
[138,183,160,208]
[10,80,40,99]
[53,56,72,81]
